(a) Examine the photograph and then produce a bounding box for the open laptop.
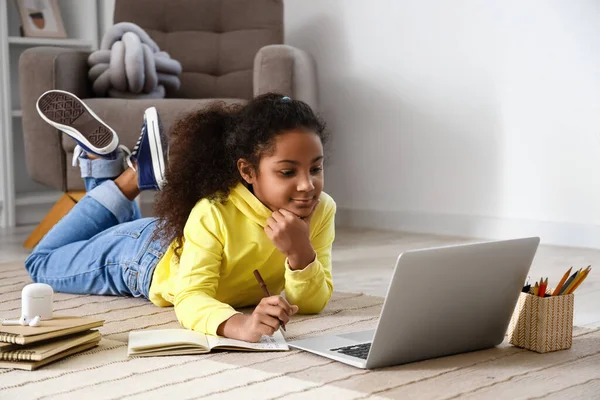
[288,237,540,369]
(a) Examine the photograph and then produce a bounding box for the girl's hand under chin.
[265,200,320,270]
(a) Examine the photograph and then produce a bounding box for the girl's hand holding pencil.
[242,295,298,342]
[218,295,298,343]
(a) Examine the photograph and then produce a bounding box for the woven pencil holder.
[506,291,574,353]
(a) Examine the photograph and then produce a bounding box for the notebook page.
[207,329,289,351]
[128,329,209,352]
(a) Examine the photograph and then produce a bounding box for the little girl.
[25,91,335,342]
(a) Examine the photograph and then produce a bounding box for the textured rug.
[1,261,599,400]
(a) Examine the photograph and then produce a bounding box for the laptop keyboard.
[330,342,372,359]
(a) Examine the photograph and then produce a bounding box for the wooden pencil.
[551,266,572,296]
[253,269,286,332]
[566,267,591,295]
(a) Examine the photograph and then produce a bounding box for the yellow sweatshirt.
[148,183,336,335]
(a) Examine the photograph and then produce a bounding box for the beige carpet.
[1,261,599,400]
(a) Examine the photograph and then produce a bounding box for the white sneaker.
[36,90,119,157]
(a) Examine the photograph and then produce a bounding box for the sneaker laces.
[132,129,143,154]
[122,144,137,171]
[124,121,146,171]
[72,145,84,167]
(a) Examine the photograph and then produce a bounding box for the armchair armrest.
[19,47,92,191]
[253,44,318,110]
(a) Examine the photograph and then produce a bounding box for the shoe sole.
[144,107,166,188]
[36,90,118,155]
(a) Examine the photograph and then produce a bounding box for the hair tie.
[281,96,291,102]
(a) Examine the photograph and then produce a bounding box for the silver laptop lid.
[365,237,540,368]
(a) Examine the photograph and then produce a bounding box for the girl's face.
[242,130,324,218]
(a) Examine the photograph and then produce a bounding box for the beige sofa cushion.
[114,0,283,99]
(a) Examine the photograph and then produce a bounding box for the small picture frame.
[14,0,67,39]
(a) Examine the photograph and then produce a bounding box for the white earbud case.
[21,283,53,320]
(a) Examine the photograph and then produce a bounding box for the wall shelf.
[0,0,99,228]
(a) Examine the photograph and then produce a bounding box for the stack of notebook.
[0,315,104,370]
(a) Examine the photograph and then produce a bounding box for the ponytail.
[153,101,244,257]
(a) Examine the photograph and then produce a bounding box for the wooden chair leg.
[67,191,86,202]
[23,191,86,249]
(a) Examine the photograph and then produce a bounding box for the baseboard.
[336,208,600,249]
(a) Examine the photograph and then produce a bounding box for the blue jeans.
[24,152,165,298]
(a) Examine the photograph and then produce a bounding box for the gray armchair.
[19,0,317,194]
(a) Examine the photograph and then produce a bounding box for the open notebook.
[128,328,289,357]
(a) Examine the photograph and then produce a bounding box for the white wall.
[284,0,600,248]
[93,0,600,248]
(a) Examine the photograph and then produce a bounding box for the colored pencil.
[551,267,572,296]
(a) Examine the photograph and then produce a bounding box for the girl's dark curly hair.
[153,93,328,258]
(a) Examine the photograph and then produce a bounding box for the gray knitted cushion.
[88,22,182,99]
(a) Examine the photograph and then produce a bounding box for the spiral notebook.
[0,330,100,362]
[0,340,100,371]
[0,315,104,345]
